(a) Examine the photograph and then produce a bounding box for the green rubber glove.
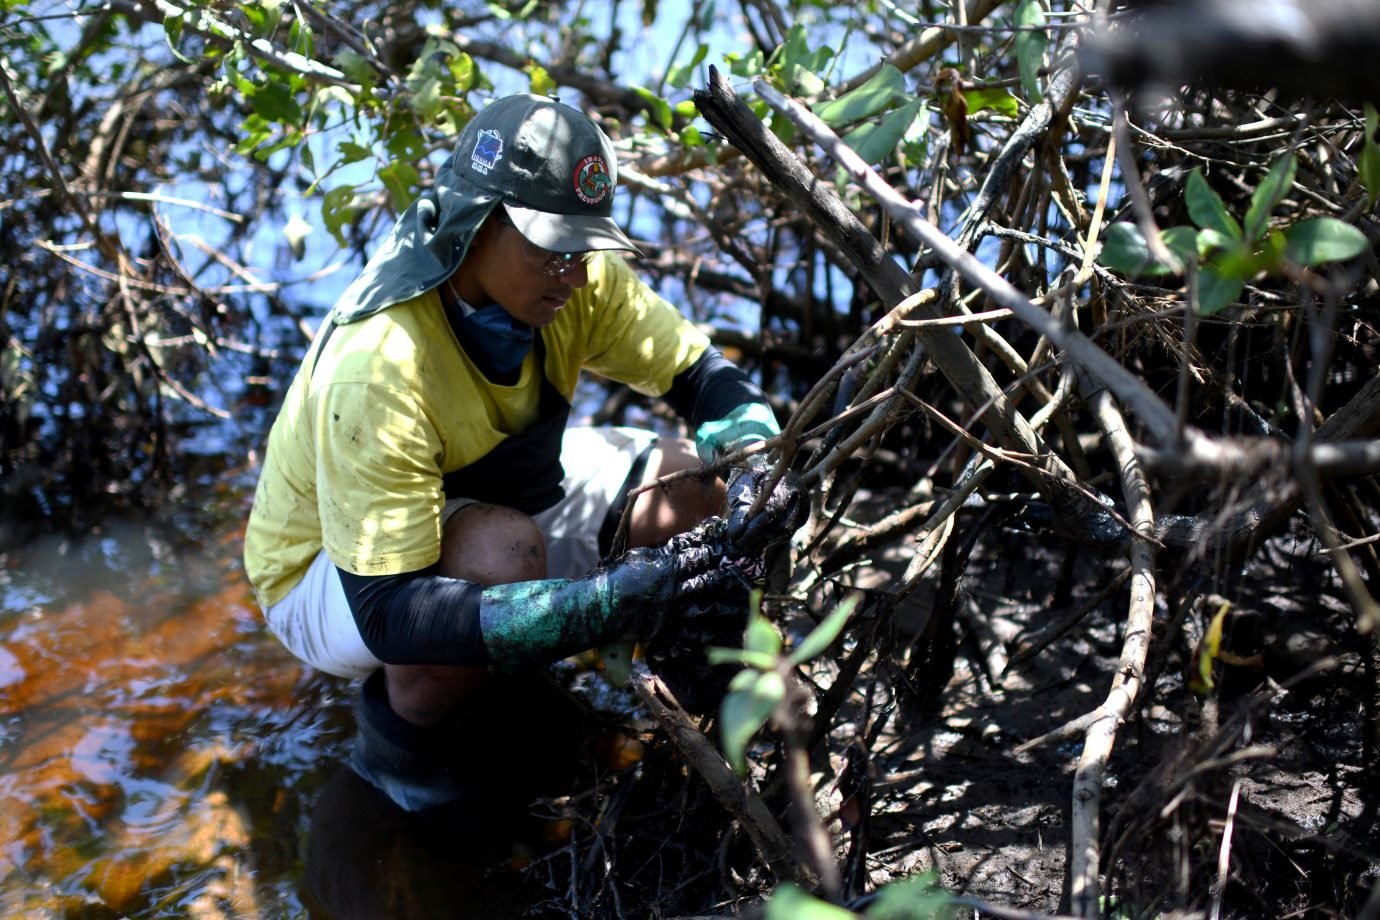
[694,402,780,467]
[477,528,746,670]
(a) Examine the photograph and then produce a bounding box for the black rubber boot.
[348,670,474,813]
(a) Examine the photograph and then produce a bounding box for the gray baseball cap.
[334,93,639,324]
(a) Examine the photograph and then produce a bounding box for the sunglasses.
[494,210,593,278]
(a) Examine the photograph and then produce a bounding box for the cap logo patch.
[573,155,613,205]
[471,129,503,175]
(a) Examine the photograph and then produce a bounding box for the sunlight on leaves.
[814,65,907,127]
[841,97,926,165]
[786,592,859,668]
[961,86,1018,119]
[721,669,785,775]
[1189,601,1230,694]
[633,86,674,132]
[1244,154,1296,242]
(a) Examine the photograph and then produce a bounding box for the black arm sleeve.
[662,346,769,429]
[335,565,491,666]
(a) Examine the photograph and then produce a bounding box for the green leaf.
[1189,601,1229,694]
[163,13,195,64]
[289,15,313,59]
[379,159,420,211]
[1284,217,1368,266]
[720,671,785,775]
[633,86,674,132]
[252,77,302,124]
[1259,228,1288,274]
[787,592,859,667]
[241,0,282,39]
[841,96,926,165]
[411,75,442,122]
[1244,154,1296,242]
[335,49,377,90]
[786,64,825,98]
[698,0,717,31]
[864,870,955,919]
[706,646,778,670]
[449,51,476,92]
[525,62,555,97]
[1013,0,1047,102]
[667,43,709,90]
[776,23,832,96]
[765,884,857,920]
[745,611,783,657]
[814,64,907,127]
[1195,226,1234,258]
[961,86,1018,119]
[1359,103,1380,209]
[1097,222,1186,276]
[726,49,766,79]
[1161,225,1198,273]
[321,183,361,246]
[233,115,274,157]
[1196,261,1245,316]
[385,127,426,162]
[1185,169,1242,240]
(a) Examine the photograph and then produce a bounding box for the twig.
[1208,778,1243,920]
[1066,380,1158,919]
[781,680,841,899]
[834,0,1008,95]
[631,669,807,886]
[1286,300,1380,631]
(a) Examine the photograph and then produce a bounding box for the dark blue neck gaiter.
[457,302,534,378]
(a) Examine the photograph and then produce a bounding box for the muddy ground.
[515,490,1380,919]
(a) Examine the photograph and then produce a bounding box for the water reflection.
[0,515,639,917]
[0,517,353,916]
[303,766,553,919]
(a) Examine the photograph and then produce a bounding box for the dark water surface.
[0,491,564,918]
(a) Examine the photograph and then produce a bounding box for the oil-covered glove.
[723,460,809,556]
[478,521,750,670]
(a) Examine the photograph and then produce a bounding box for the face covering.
[458,302,533,376]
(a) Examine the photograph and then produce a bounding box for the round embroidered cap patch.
[572,155,613,205]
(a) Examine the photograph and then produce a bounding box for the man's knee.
[438,502,547,584]
[627,437,725,547]
[385,503,546,726]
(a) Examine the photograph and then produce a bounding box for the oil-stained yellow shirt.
[244,254,709,610]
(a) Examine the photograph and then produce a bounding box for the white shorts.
[263,425,657,679]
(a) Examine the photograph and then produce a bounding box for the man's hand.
[607,528,752,641]
[477,519,753,669]
[723,463,808,556]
